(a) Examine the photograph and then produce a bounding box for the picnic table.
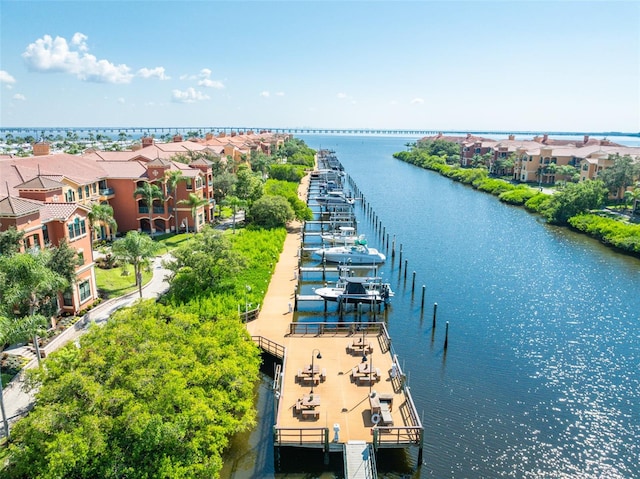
[295,394,321,419]
[296,364,326,385]
[347,337,373,355]
[351,362,381,384]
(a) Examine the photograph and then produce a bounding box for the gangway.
[344,441,377,479]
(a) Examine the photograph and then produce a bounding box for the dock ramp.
[344,441,377,479]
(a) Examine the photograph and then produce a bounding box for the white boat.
[312,239,386,265]
[314,190,355,206]
[315,277,393,304]
[320,226,359,245]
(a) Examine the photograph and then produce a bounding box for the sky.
[0,0,638,132]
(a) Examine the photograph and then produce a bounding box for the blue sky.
[1,1,638,132]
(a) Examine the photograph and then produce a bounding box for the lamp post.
[310,348,322,394]
[244,284,251,320]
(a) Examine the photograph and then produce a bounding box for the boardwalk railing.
[251,335,285,360]
[288,321,390,341]
[240,306,260,323]
[274,426,329,449]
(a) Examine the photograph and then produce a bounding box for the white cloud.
[22,33,133,84]
[137,67,170,80]
[198,78,224,88]
[337,92,348,99]
[13,93,26,101]
[117,97,125,104]
[0,70,16,84]
[275,91,285,97]
[410,98,425,104]
[172,87,210,103]
[260,91,270,98]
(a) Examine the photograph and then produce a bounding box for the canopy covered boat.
[313,190,355,206]
[312,239,386,265]
[314,276,394,304]
[320,226,360,245]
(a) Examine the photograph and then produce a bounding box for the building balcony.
[100,188,115,197]
[138,206,149,214]
[153,206,165,214]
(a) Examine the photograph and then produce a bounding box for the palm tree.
[87,203,117,249]
[133,182,165,235]
[178,193,209,233]
[0,251,68,367]
[111,231,160,298]
[222,195,248,234]
[624,185,640,216]
[164,170,185,233]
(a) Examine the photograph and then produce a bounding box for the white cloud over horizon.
[12,93,26,101]
[410,98,424,104]
[172,87,210,103]
[22,33,134,84]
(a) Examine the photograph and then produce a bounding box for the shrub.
[499,187,540,205]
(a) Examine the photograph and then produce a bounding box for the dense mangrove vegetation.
[394,140,640,255]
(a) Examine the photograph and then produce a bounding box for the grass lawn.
[95,266,154,299]
[1,372,13,388]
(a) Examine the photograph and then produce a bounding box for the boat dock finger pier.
[247,150,423,478]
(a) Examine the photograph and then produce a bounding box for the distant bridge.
[0,126,637,139]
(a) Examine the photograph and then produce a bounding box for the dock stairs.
[344,440,377,479]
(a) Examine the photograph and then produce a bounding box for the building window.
[85,186,90,197]
[65,190,76,202]
[92,183,97,194]
[186,179,193,190]
[196,178,203,189]
[68,217,87,240]
[42,224,49,244]
[77,187,83,199]
[63,289,73,307]
[79,280,91,302]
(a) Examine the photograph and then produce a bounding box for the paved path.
[1,254,172,436]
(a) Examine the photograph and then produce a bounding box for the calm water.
[223,135,640,479]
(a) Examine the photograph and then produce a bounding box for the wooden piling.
[421,285,426,309]
[412,271,416,292]
[444,321,449,350]
[432,302,437,329]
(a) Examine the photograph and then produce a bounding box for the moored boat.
[320,226,360,245]
[314,276,394,304]
[312,239,386,264]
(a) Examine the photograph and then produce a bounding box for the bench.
[301,409,319,420]
[321,368,327,381]
[380,403,393,425]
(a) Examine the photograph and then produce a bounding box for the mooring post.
[399,244,403,265]
[404,260,408,279]
[432,302,438,329]
[421,285,426,309]
[411,271,416,291]
[294,285,298,311]
[444,321,449,350]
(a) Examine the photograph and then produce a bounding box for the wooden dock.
[245,166,423,473]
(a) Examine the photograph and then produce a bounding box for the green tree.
[47,239,80,286]
[87,202,117,248]
[624,185,640,216]
[598,154,640,201]
[0,226,25,256]
[3,301,260,479]
[247,195,295,229]
[222,195,248,234]
[165,226,245,301]
[111,231,160,298]
[544,179,608,225]
[0,250,68,366]
[212,172,237,212]
[178,193,209,233]
[133,182,165,235]
[234,165,264,202]
[164,169,186,232]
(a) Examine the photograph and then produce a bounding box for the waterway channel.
[222,134,640,479]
